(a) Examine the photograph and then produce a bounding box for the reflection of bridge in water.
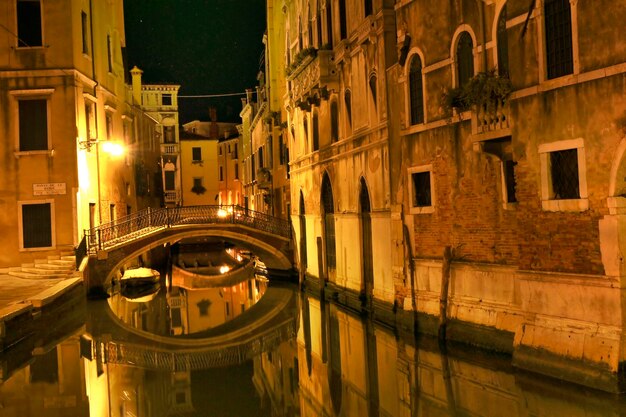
[75,205,295,292]
[84,285,298,371]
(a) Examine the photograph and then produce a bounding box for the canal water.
[1,246,626,415]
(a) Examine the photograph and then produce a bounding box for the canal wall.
[303,258,626,393]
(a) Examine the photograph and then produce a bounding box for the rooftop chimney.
[130,66,143,105]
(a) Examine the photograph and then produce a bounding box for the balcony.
[164,190,181,204]
[161,143,179,155]
[287,50,338,106]
[471,99,510,137]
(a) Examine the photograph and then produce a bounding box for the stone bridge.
[76,205,295,293]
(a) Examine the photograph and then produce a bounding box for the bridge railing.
[83,205,292,254]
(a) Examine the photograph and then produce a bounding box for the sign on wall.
[33,183,66,196]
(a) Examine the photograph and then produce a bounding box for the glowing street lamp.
[101,141,125,157]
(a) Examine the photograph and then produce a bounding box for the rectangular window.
[163,126,175,143]
[105,113,113,140]
[258,147,264,168]
[539,139,587,212]
[17,0,42,47]
[164,171,176,190]
[81,11,89,54]
[219,166,224,181]
[192,147,202,161]
[85,101,94,140]
[162,93,172,106]
[22,202,52,248]
[411,172,432,207]
[234,164,239,180]
[503,160,517,203]
[193,177,203,188]
[106,34,113,72]
[550,149,579,199]
[219,146,223,155]
[544,0,573,79]
[408,166,434,214]
[19,99,48,151]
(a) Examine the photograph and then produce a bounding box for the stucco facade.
[269,0,626,391]
[386,0,626,391]
[0,0,159,268]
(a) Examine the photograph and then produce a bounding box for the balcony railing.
[164,190,180,203]
[161,143,180,154]
[471,99,510,135]
[288,50,338,104]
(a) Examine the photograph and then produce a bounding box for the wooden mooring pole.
[438,246,452,342]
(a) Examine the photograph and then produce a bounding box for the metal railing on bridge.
[78,205,291,258]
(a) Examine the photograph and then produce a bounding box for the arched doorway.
[321,174,336,280]
[359,178,373,302]
[299,191,308,273]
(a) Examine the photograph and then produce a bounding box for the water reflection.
[108,276,268,337]
[4,285,626,416]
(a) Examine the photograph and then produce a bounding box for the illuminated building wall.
[178,130,220,206]
[0,0,157,267]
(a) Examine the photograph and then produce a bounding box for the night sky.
[123,0,267,123]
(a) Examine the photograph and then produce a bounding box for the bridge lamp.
[217,208,228,218]
[219,265,230,274]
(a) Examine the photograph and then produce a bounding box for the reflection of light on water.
[219,265,230,274]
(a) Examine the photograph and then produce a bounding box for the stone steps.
[6,254,77,280]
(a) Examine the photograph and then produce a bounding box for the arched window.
[298,18,303,50]
[364,0,373,17]
[299,191,308,270]
[544,0,573,79]
[321,173,336,272]
[330,100,339,142]
[303,117,309,150]
[307,8,313,46]
[456,31,474,87]
[496,4,509,76]
[326,2,333,46]
[369,74,377,110]
[339,0,347,39]
[359,177,373,298]
[316,9,322,47]
[344,90,352,127]
[312,112,320,151]
[409,54,424,124]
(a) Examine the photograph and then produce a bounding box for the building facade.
[268,0,626,391]
[0,0,159,268]
[179,130,220,206]
[279,0,397,300]
[131,67,182,207]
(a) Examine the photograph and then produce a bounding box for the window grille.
[411,172,431,207]
[550,149,579,199]
[409,55,424,125]
[545,0,573,79]
[22,203,52,248]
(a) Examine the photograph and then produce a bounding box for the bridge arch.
[104,227,293,285]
